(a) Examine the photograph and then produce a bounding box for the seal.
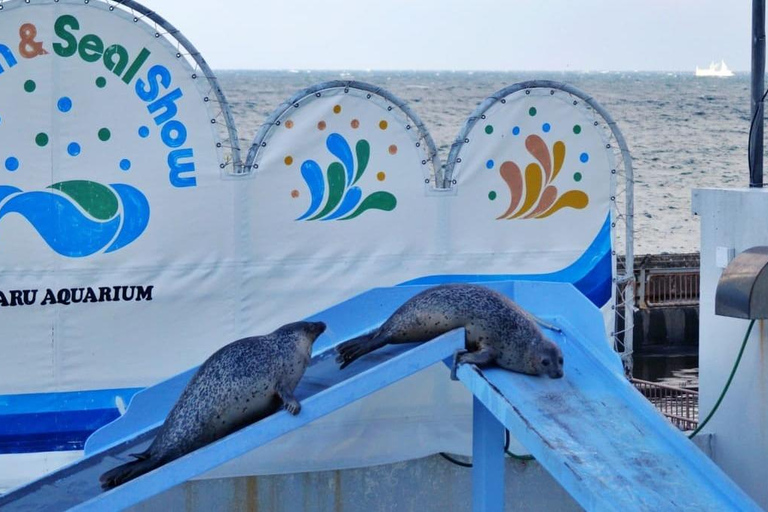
[99,321,326,490]
[336,283,563,379]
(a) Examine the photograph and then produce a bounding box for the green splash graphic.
[48,180,118,220]
[353,140,370,185]
[309,162,346,220]
[342,191,397,220]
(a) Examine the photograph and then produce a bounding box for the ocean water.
[217,70,754,255]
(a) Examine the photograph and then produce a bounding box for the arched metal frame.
[444,80,635,372]
[244,80,441,185]
[0,0,247,173]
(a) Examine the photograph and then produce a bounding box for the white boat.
[696,59,735,77]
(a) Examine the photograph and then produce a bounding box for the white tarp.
[0,0,619,480]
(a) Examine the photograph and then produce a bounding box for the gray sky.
[152,0,752,71]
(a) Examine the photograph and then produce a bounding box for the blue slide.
[0,282,760,511]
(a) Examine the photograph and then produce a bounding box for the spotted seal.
[336,284,563,378]
[100,321,326,489]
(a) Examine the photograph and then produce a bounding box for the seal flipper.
[452,345,498,380]
[99,451,162,490]
[276,382,301,415]
[335,332,387,369]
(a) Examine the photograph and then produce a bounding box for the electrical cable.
[439,429,534,468]
[688,319,755,439]
[747,88,768,185]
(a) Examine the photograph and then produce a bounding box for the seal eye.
[541,358,550,367]
[558,357,563,365]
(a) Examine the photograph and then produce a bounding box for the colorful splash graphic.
[296,133,396,221]
[495,134,588,220]
[0,180,149,257]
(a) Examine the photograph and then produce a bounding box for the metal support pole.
[472,397,505,512]
[751,0,766,187]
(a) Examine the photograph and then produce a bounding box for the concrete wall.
[129,455,582,512]
[692,188,768,508]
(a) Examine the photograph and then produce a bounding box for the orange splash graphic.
[497,134,588,220]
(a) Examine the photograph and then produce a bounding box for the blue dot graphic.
[580,152,589,163]
[120,159,131,171]
[542,123,551,133]
[512,126,520,136]
[486,159,494,169]
[5,157,19,171]
[138,126,150,138]
[58,97,73,113]
[67,142,81,156]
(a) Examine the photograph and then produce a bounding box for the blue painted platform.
[0,282,761,511]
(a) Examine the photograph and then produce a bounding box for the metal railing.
[631,378,698,431]
[639,268,700,308]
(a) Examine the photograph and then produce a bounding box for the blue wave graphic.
[296,160,325,220]
[0,186,21,203]
[105,184,151,253]
[323,186,361,221]
[326,133,354,186]
[0,183,150,257]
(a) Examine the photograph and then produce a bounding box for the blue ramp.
[456,283,762,512]
[0,282,761,511]
[0,293,465,511]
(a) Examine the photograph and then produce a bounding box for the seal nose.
[314,322,327,335]
[551,369,564,379]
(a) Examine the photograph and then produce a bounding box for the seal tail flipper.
[335,332,386,369]
[99,452,161,490]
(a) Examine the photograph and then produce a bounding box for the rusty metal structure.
[631,378,699,431]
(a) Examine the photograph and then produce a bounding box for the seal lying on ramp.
[336,284,563,378]
[100,321,326,490]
